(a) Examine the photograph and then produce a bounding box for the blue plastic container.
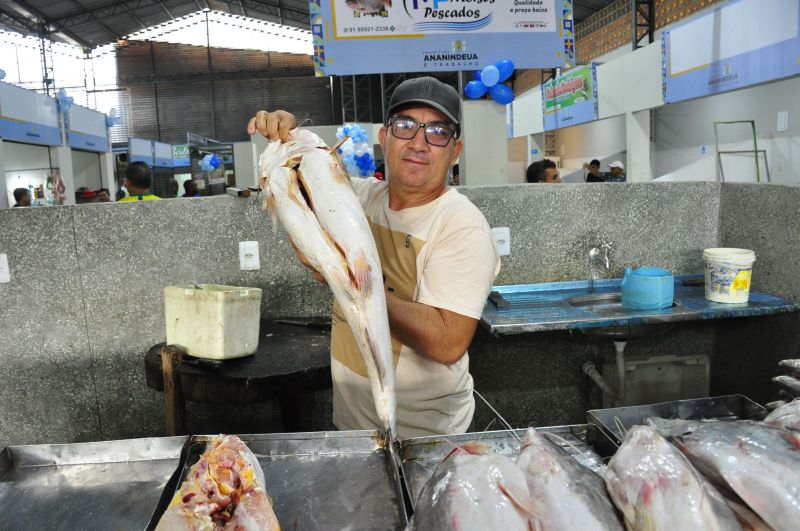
[621,266,674,310]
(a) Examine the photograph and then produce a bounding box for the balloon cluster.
[464,59,515,105]
[105,107,122,128]
[56,88,74,113]
[199,153,221,172]
[335,124,376,178]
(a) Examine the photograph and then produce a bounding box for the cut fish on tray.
[156,435,280,530]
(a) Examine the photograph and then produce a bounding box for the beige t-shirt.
[331,178,501,439]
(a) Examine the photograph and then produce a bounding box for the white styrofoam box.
[164,284,262,360]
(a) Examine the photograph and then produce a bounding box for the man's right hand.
[247,110,297,142]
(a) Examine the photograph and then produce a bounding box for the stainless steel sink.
[567,292,677,339]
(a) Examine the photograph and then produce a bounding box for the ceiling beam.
[65,0,122,39]
[2,1,93,48]
[159,1,175,19]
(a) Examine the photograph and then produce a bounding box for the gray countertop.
[481,275,800,336]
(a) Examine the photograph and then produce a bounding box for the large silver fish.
[408,443,536,531]
[658,419,800,531]
[258,129,396,436]
[516,428,623,530]
[604,425,741,530]
[765,398,800,431]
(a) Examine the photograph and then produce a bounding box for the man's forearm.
[386,294,473,365]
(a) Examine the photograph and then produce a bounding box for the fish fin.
[352,253,372,294]
[331,135,349,152]
[498,480,541,520]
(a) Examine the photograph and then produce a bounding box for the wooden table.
[144,319,332,435]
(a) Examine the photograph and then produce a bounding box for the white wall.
[598,41,662,119]
[233,141,257,189]
[556,115,627,169]
[71,150,102,190]
[512,87,544,137]
[461,100,508,185]
[654,76,800,183]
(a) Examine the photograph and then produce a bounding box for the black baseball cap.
[386,77,461,136]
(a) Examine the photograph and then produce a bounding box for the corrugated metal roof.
[0,0,618,50]
[0,0,312,49]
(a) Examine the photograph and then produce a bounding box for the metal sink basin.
[567,292,676,340]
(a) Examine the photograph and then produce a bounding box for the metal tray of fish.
[398,424,618,509]
[587,394,768,445]
[0,435,188,531]
[149,430,408,530]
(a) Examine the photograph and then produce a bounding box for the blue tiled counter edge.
[481,274,800,336]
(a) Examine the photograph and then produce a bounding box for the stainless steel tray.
[398,424,616,508]
[0,436,188,531]
[587,394,768,445]
[151,430,408,530]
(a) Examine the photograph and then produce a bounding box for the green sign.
[543,64,593,113]
[172,144,190,166]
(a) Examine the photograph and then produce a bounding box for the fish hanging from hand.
[258,128,397,438]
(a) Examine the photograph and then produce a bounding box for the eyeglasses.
[388,117,457,147]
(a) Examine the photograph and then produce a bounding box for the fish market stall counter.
[0,436,188,531]
[482,275,800,335]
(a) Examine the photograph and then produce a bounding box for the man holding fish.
[248,77,500,439]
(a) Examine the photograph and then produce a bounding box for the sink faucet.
[589,241,614,271]
[588,241,613,292]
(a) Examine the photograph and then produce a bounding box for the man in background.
[526,159,561,183]
[117,162,160,202]
[607,160,626,182]
[12,188,31,207]
[182,180,199,197]
[96,188,111,202]
[582,159,605,182]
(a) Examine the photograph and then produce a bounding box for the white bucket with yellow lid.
[702,248,756,303]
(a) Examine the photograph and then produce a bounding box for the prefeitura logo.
[403,0,496,31]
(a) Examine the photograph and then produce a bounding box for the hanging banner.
[663,0,800,104]
[309,0,575,75]
[542,63,598,131]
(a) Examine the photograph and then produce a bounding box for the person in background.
[582,159,605,183]
[12,188,31,207]
[115,188,126,201]
[247,76,500,439]
[526,159,561,183]
[607,160,626,182]
[450,163,460,186]
[117,162,160,202]
[168,180,179,198]
[182,180,199,197]
[96,188,111,202]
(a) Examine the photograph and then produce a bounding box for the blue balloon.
[490,84,514,105]
[481,65,500,87]
[473,70,482,81]
[496,59,515,83]
[464,80,488,99]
